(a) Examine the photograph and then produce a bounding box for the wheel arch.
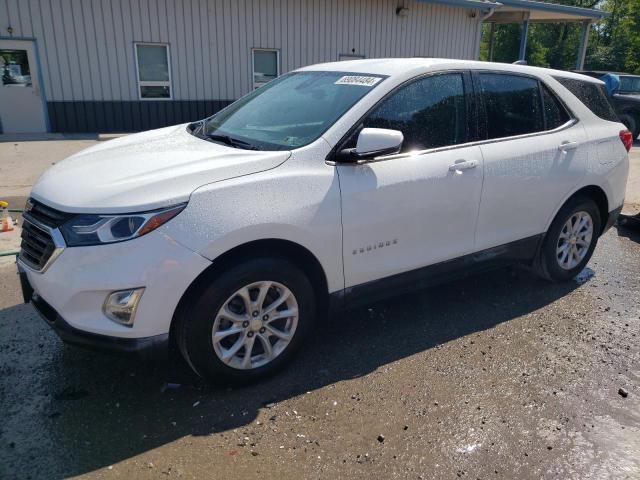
[547,185,609,236]
[170,238,331,342]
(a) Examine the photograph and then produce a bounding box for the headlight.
[60,204,186,246]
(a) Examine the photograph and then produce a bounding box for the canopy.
[420,0,608,69]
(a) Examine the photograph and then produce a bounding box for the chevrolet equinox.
[18,59,631,383]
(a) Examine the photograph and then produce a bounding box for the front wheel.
[176,257,316,384]
[535,196,601,282]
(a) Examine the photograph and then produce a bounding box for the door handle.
[448,159,478,172]
[558,141,578,152]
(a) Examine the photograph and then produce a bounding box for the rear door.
[473,71,588,251]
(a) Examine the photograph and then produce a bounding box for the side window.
[541,84,571,130]
[553,77,619,122]
[479,73,543,139]
[620,76,640,94]
[362,73,466,152]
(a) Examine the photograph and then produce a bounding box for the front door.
[0,40,47,133]
[337,72,483,289]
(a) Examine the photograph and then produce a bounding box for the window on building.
[252,49,279,89]
[541,83,571,130]
[338,53,365,61]
[553,76,619,122]
[479,73,543,140]
[0,50,32,86]
[361,73,467,152]
[135,43,171,99]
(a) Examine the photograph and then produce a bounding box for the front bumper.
[18,228,211,347]
[27,285,169,359]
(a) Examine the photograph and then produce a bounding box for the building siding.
[1,0,482,132]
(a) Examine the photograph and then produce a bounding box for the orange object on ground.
[0,201,14,232]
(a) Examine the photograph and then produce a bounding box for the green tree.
[480,0,640,74]
[586,0,632,72]
[623,0,640,73]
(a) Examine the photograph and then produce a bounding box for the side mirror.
[337,128,404,163]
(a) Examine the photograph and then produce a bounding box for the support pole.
[518,17,530,62]
[576,20,591,71]
[488,22,495,62]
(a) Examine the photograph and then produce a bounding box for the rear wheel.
[535,196,601,282]
[176,257,316,384]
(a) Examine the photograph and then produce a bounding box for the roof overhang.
[489,0,608,22]
[419,0,609,22]
[417,0,501,12]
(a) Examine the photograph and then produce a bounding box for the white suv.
[18,59,631,383]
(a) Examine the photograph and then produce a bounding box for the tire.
[176,257,316,384]
[535,196,601,282]
[619,113,639,140]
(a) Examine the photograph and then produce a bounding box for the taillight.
[620,130,633,152]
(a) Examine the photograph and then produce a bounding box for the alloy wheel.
[556,211,593,270]
[211,281,299,370]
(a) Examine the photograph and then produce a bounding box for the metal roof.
[420,0,609,21]
[417,0,501,11]
[498,0,608,19]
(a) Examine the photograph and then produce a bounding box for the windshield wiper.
[206,134,261,150]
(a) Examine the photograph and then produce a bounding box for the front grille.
[25,199,73,228]
[19,199,71,271]
[19,220,57,270]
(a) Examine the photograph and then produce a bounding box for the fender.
[163,140,346,294]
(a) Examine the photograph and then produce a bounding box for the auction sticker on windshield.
[335,75,382,87]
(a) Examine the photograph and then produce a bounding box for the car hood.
[30,124,291,213]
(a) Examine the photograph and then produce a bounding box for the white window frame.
[134,42,172,101]
[252,48,280,90]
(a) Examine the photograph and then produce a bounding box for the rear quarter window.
[541,83,571,130]
[553,77,619,122]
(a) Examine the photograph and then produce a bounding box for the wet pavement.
[0,224,638,479]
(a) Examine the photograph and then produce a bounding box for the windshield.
[200,71,386,150]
